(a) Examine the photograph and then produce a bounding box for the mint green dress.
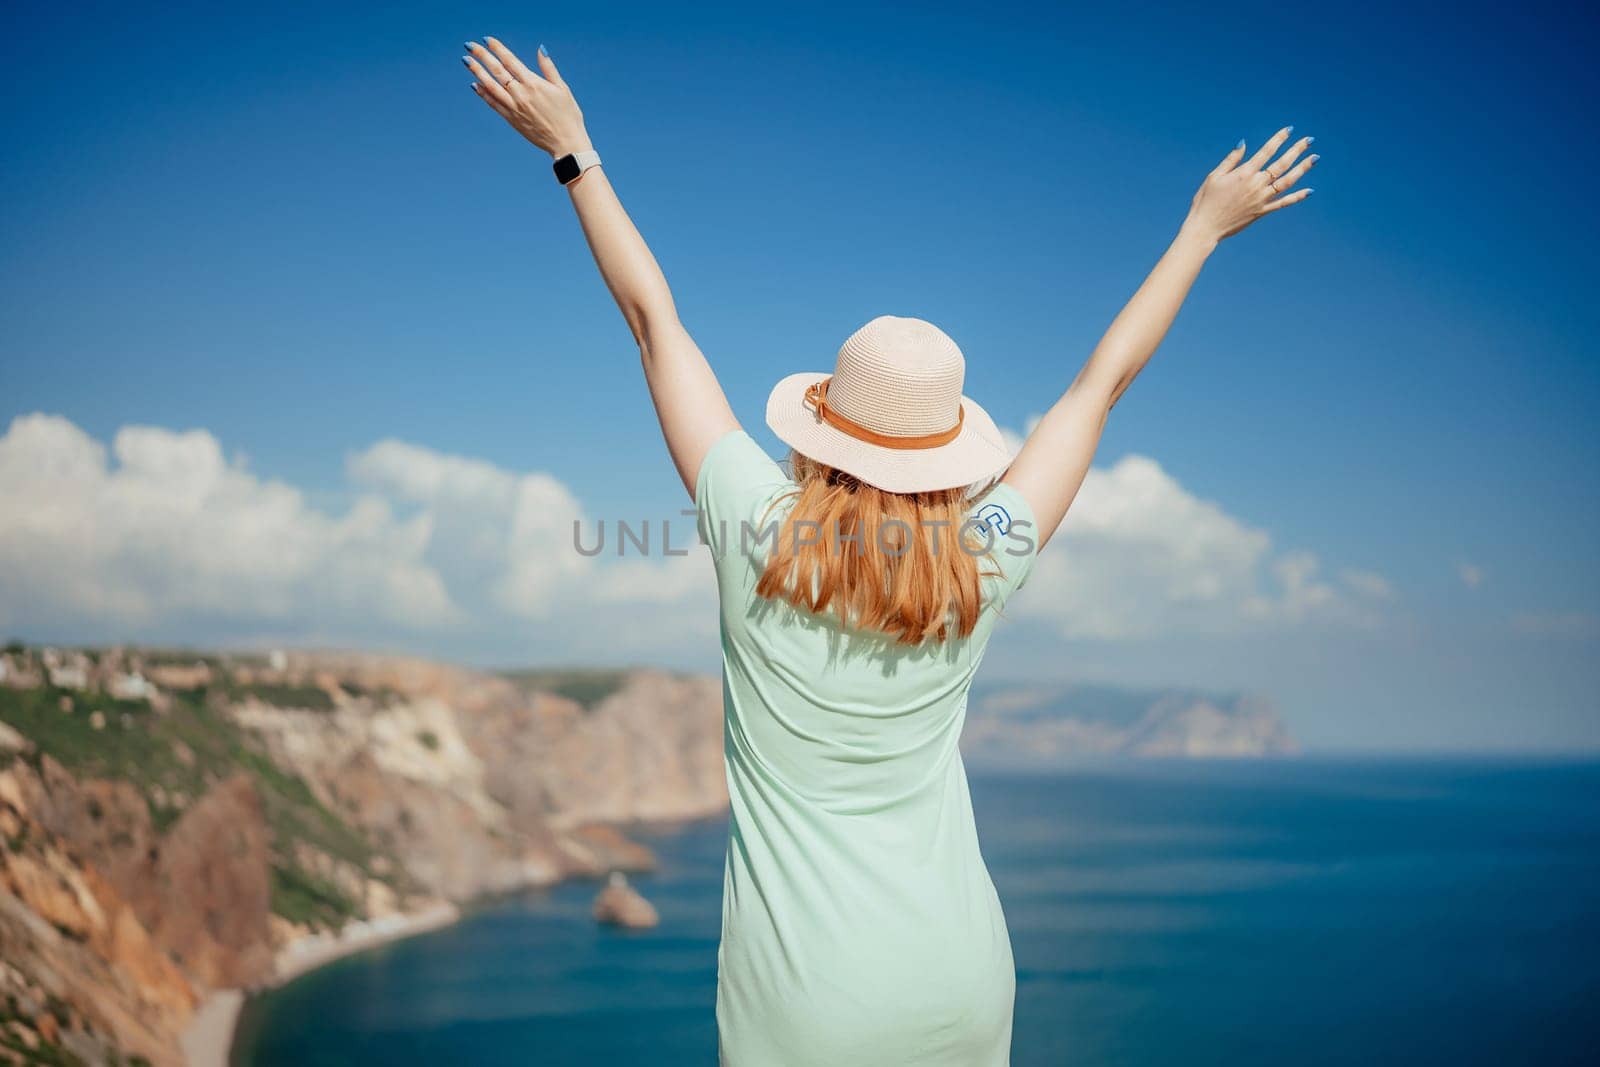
[695,429,1037,1066]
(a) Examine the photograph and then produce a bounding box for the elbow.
[619,303,651,347]
[1070,364,1123,413]
[623,299,668,343]
[635,311,687,362]
[1106,371,1136,410]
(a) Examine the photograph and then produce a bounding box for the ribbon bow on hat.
[801,376,965,450]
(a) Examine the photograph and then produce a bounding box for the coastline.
[179,816,723,1066]
[179,991,243,1067]
[181,901,462,1067]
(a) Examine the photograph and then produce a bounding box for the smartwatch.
[553,149,602,186]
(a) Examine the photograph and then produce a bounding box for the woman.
[464,37,1316,1065]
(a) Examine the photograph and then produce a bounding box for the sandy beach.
[181,901,461,1067]
[270,901,461,986]
[179,991,242,1067]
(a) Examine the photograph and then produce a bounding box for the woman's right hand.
[1182,126,1318,244]
[464,38,593,159]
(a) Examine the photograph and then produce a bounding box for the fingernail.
[1235,139,1245,150]
[538,43,549,58]
[1304,188,1315,195]
[464,42,476,51]
[1305,136,1315,145]
[1309,154,1320,163]
[1286,125,1295,135]
[460,55,471,65]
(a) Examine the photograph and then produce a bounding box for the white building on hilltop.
[109,672,153,701]
[48,663,89,690]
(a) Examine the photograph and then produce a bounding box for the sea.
[230,757,1600,1066]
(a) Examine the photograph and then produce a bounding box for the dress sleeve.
[971,480,1039,604]
[694,429,791,572]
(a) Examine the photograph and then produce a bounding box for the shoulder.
[694,430,789,511]
[694,429,793,566]
[970,480,1039,600]
[971,481,1035,542]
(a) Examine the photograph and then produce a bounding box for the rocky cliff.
[0,644,1296,1065]
[1,754,201,1065]
[0,647,726,1066]
[961,682,1299,764]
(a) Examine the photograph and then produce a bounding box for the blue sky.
[2,1,1596,751]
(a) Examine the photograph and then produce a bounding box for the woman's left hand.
[463,38,593,159]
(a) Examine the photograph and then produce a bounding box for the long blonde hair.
[753,451,999,645]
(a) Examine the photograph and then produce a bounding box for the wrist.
[549,134,594,160]
[1175,216,1220,255]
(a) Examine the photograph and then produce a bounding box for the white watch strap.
[573,149,601,175]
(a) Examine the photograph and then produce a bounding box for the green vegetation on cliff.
[270,863,360,929]
[0,687,162,783]
[223,681,336,711]
[500,667,630,710]
[0,683,396,931]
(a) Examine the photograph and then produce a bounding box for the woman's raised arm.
[465,37,739,498]
[1002,126,1319,550]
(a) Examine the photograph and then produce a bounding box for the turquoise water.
[232,758,1600,1065]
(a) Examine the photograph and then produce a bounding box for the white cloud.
[592,550,716,606]
[0,414,456,633]
[346,438,591,620]
[1007,451,1391,640]
[1339,568,1394,600]
[0,412,1394,660]
[1458,562,1485,589]
[0,414,708,659]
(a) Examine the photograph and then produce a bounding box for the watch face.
[553,154,581,185]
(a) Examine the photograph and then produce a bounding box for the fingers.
[1261,186,1314,214]
[467,41,518,90]
[462,54,516,109]
[535,44,568,88]
[1268,152,1319,194]
[470,81,517,123]
[1210,139,1248,178]
[484,36,541,84]
[1264,135,1315,182]
[1243,126,1294,172]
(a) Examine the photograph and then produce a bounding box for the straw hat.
[765,315,1013,493]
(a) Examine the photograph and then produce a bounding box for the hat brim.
[765,371,1014,494]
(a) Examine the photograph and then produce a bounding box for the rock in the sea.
[592,871,659,929]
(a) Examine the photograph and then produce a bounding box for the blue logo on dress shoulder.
[975,502,1012,536]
